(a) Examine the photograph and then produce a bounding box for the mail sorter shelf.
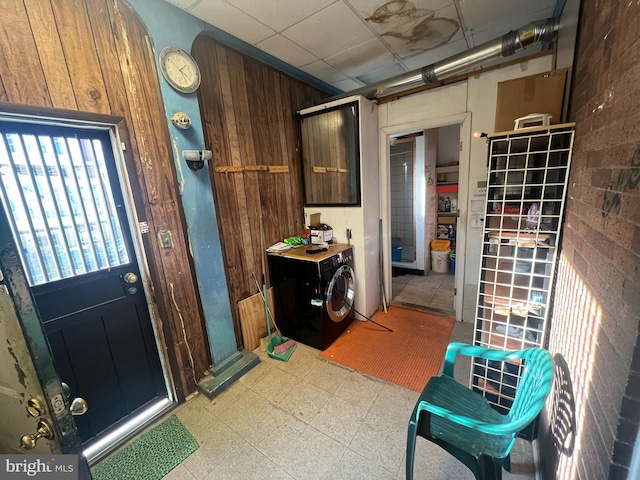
[472,124,574,417]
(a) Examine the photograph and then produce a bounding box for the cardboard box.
[494,69,567,133]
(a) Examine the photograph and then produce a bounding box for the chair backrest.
[507,347,554,430]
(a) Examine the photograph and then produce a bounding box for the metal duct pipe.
[331,17,559,100]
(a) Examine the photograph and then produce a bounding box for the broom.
[251,272,296,355]
[255,218,296,358]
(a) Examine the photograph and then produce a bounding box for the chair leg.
[476,454,502,480]
[406,421,418,480]
[503,453,511,473]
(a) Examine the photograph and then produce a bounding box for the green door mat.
[91,415,199,480]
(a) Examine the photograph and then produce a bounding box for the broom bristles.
[273,338,296,355]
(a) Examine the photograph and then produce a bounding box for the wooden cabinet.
[472,123,575,414]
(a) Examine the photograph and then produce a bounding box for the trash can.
[450,251,456,274]
[392,245,403,262]
[431,249,450,273]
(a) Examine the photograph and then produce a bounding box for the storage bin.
[431,249,450,273]
[431,239,451,252]
[392,245,403,262]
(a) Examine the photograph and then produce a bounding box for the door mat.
[91,415,198,480]
[320,306,455,392]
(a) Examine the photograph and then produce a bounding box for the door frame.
[380,112,471,321]
[0,104,178,459]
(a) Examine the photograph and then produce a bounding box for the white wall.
[303,96,380,319]
[379,55,554,321]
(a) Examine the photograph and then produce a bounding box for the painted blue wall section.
[128,0,236,366]
[127,0,335,371]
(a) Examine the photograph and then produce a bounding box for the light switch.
[158,230,173,248]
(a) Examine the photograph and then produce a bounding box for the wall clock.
[159,46,201,94]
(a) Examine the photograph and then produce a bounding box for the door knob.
[61,382,71,399]
[70,398,88,416]
[20,420,54,450]
[123,272,138,283]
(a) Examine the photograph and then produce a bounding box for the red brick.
[587,149,605,169]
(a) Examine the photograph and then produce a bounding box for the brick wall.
[539,1,640,479]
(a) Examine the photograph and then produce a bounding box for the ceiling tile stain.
[365,0,459,51]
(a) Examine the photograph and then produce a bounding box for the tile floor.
[147,320,537,480]
[391,272,456,316]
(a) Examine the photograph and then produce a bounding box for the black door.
[0,121,167,448]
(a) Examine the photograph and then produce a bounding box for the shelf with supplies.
[472,123,575,417]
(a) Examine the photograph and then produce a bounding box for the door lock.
[26,397,46,417]
[123,272,138,284]
[20,420,54,450]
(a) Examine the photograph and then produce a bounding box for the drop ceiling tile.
[356,62,410,85]
[282,2,375,59]
[331,78,366,93]
[467,8,553,46]
[458,0,555,32]
[401,37,468,70]
[256,35,318,67]
[190,0,275,44]
[347,0,454,23]
[324,38,394,78]
[300,60,348,84]
[226,0,335,32]
[378,3,461,59]
[163,0,201,9]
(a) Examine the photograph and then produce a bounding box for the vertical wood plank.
[109,0,210,391]
[0,0,50,105]
[194,35,328,349]
[50,0,110,113]
[23,0,77,110]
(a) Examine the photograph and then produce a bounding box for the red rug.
[320,306,455,392]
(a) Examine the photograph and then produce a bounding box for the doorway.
[0,117,173,462]
[382,114,470,321]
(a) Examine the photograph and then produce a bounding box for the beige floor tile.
[304,359,351,393]
[163,463,196,480]
[406,437,471,480]
[218,389,276,439]
[203,440,276,480]
[310,395,366,445]
[334,370,384,412]
[204,381,249,418]
[349,410,407,474]
[279,425,346,480]
[272,343,323,378]
[181,421,243,479]
[328,449,396,480]
[368,383,419,422]
[239,358,275,388]
[251,366,301,404]
[276,379,331,423]
[267,466,297,479]
[252,407,306,463]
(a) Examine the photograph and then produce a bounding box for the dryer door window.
[325,265,355,322]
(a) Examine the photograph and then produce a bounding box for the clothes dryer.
[268,244,355,350]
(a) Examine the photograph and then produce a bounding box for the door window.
[0,123,130,286]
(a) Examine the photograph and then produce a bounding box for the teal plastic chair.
[406,342,554,480]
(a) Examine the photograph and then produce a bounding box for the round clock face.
[159,46,201,94]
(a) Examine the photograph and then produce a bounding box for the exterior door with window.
[0,120,168,458]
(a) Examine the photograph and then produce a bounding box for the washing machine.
[268,244,355,351]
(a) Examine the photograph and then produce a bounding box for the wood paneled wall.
[193,35,328,346]
[0,0,209,399]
